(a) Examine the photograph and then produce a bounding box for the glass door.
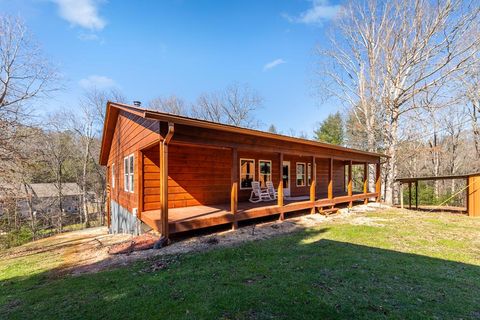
[282,161,290,196]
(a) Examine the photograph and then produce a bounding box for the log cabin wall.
[237,151,280,202]
[333,160,347,194]
[168,144,231,208]
[142,144,232,210]
[171,124,379,163]
[316,158,329,196]
[142,146,160,211]
[107,111,159,213]
[105,108,379,214]
[283,154,312,197]
[281,156,346,197]
[141,143,350,209]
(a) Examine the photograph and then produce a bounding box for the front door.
[282,161,290,196]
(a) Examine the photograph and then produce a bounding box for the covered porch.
[141,190,379,235]
[138,123,382,237]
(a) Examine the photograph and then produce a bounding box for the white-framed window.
[240,158,255,190]
[124,154,134,193]
[296,162,306,187]
[111,163,115,189]
[258,160,272,188]
[307,163,312,186]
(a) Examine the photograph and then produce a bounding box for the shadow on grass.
[1,228,480,319]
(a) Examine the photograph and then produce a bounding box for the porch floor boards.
[141,191,378,234]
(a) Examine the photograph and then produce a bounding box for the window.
[124,154,134,193]
[258,160,272,187]
[111,164,115,189]
[307,163,312,186]
[296,163,306,187]
[240,159,255,189]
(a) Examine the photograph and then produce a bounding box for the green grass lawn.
[1,209,480,319]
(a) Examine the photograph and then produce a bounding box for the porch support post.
[159,141,167,236]
[363,163,368,204]
[328,158,333,209]
[400,183,404,208]
[348,160,353,208]
[159,122,174,240]
[137,151,144,220]
[375,162,381,202]
[278,153,284,220]
[231,148,238,230]
[408,182,412,209]
[415,180,419,210]
[310,156,316,214]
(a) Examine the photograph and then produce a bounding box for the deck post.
[137,151,144,220]
[159,122,174,241]
[106,184,111,228]
[375,162,381,202]
[310,156,317,214]
[400,183,404,208]
[348,160,353,208]
[408,182,412,209]
[159,141,167,236]
[278,152,284,220]
[415,180,419,210]
[466,175,480,217]
[363,163,368,204]
[231,148,238,230]
[328,158,333,209]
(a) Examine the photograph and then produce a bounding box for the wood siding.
[140,145,348,209]
[142,144,232,210]
[237,151,280,202]
[107,111,160,213]
[168,145,231,208]
[104,107,379,221]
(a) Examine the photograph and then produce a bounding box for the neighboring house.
[99,102,386,238]
[0,183,83,217]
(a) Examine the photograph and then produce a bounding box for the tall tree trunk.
[429,131,440,199]
[366,113,377,193]
[57,167,63,233]
[471,103,480,160]
[82,137,91,228]
[384,108,399,205]
[23,183,37,240]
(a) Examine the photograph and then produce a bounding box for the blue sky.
[1,0,343,135]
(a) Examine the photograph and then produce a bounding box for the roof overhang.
[99,101,388,165]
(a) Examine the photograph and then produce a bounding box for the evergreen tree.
[267,124,278,134]
[314,112,344,145]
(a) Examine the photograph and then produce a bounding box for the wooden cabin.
[99,102,385,238]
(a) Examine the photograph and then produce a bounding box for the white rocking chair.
[266,181,278,200]
[249,181,273,203]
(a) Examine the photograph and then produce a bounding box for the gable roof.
[99,101,387,165]
[0,183,82,200]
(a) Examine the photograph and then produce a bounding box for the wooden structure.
[99,102,385,238]
[396,173,480,217]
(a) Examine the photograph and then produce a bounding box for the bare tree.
[460,57,480,160]
[41,114,77,233]
[192,83,262,128]
[66,88,126,228]
[150,95,188,116]
[319,0,480,204]
[0,16,58,162]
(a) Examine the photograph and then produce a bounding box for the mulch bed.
[108,233,159,255]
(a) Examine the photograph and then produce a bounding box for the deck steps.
[317,207,339,215]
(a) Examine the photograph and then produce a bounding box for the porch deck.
[141,192,378,234]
